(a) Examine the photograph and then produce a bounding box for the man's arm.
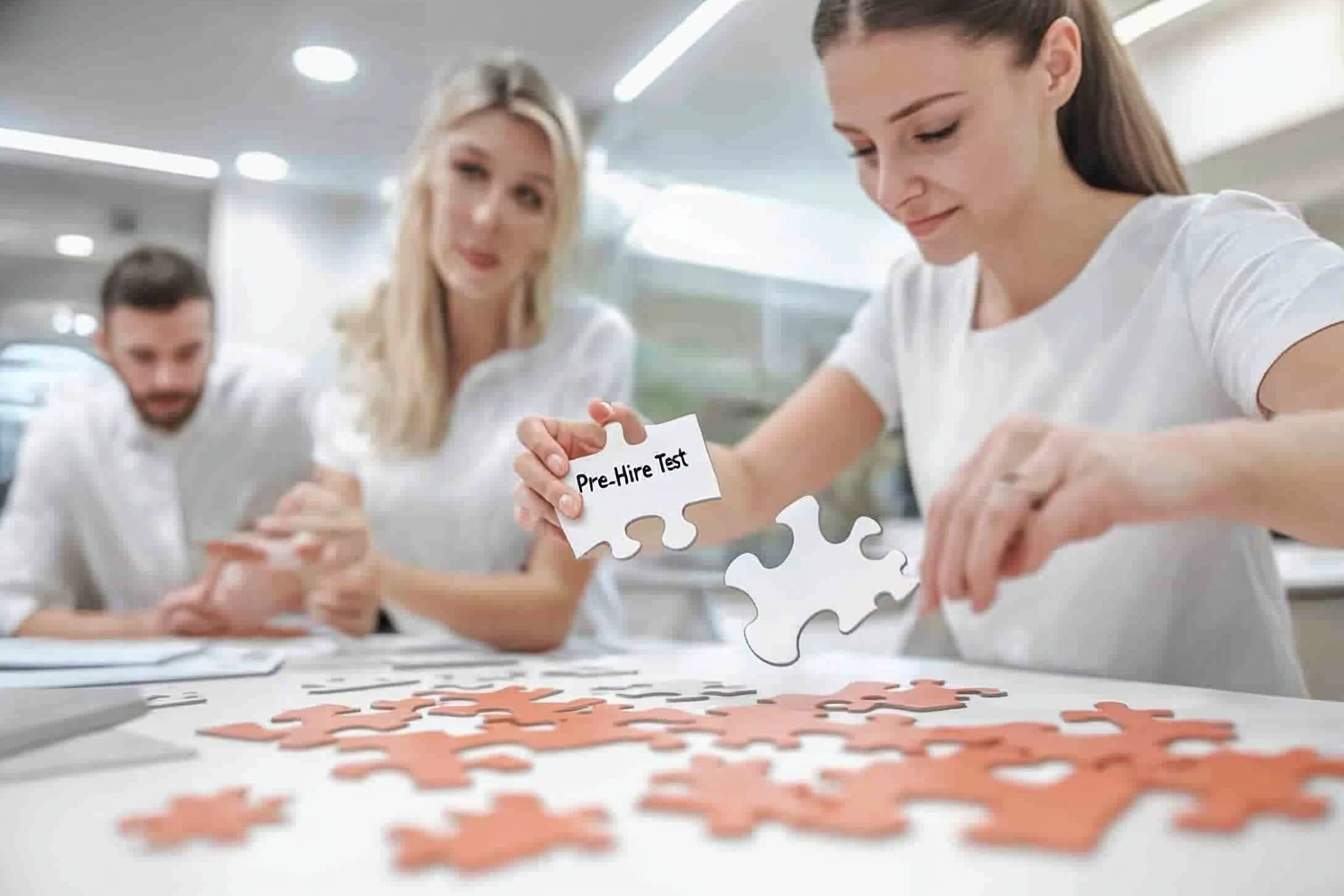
[0,408,87,636]
[15,608,151,638]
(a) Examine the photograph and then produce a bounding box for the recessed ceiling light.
[51,307,74,334]
[73,312,99,337]
[235,151,290,182]
[293,45,358,83]
[0,126,218,178]
[614,0,745,103]
[55,234,94,257]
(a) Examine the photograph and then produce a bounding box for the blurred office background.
[2,0,1343,692]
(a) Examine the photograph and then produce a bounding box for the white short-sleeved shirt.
[314,301,634,645]
[828,190,1344,697]
[0,347,314,634]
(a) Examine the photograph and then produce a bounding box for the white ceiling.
[0,0,1156,204]
[0,0,702,193]
[595,0,1156,219]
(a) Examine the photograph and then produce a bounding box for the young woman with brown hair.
[513,0,1344,693]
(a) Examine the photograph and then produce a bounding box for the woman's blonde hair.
[336,53,585,454]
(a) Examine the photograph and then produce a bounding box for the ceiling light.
[73,313,99,337]
[293,45,358,83]
[0,127,219,178]
[378,176,398,203]
[614,0,746,103]
[55,234,94,257]
[51,307,74,334]
[235,151,290,182]
[1114,0,1216,44]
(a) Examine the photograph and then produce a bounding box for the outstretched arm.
[512,366,886,550]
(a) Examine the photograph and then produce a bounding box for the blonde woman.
[513,0,1344,695]
[260,56,633,650]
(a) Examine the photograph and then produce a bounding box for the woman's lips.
[905,207,959,238]
[460,248,501,271]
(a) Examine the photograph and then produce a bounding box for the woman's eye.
[515,186,545,212]
[915,120,960,144]
[848,145,876,160]
[454,161,488,180]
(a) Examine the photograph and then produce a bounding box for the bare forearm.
[16,608,148,639]
[377,558,580,652]
[1155,409,1344,545]
[624,443,775,550]
[637,368,886,550]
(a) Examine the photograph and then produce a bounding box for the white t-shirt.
[0,346,314,634]
[828,190,1344,697]
[313,301,634,645]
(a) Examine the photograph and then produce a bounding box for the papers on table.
[0,645,283,689]
[0,687,148,759]
[0,728,195,783]
[0,639,203,669]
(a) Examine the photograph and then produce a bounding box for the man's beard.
[129,388,204,432]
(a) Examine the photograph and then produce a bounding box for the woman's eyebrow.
[833,90,965,133]
[887,91,965,122]
[451,142,490,159]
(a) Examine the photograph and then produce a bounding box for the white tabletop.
[2,637,1343,895]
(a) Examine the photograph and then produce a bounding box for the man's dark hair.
[99,246,213,317]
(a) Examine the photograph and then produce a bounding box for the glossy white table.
[2,639,1342,895]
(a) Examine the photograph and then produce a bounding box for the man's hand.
[139,558,232,636]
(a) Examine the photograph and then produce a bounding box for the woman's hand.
[306,553,382,636]
[255,481,371,575]
[512,399,645,541]
[919,416,1217,616]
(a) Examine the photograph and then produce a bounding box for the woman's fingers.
[592,400,648,446]
[935,485,981,608]
[205,540,269,564]
[962,434,1067,608]
[920,457,978,613]
[274,480,343,516]
[963,479,1038,610]
[921,417,1057,615]
[255,512,365,537]
[514,482,561,530]
[517,415,575,477]
[513,450,582,519]
[1014,480,1112,577]
[307,587,376,634]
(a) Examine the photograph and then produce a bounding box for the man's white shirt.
[0,346,313,634]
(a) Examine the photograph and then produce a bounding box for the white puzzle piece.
[725,495,919,666]
[559,414,721,560]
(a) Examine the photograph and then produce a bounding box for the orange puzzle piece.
[670,703,858,749]
[811,746,1144,852]
[332,731,532,789]
[118,787,287,848]
[483,702,698,751]
[425,686,604,726]
[981,702,1237,769]
[763,679,1006,714]
[390,793,611,872]
[198,697,435,749]
[1138,748,1344,832]
[641,755,822,837]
